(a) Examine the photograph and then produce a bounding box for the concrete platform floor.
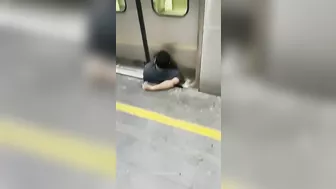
[222,54,336,189]
[0,26,115,189]
[0,23,221,189]
[116,75,220,189]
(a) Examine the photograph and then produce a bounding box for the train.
[116,0,221,95]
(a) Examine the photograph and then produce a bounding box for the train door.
[117,0,202,78]
[116,0,148,62]
[142,0,201,79]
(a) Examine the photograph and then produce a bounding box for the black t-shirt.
[143,61,184,86]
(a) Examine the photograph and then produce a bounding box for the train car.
[116,0,221,95]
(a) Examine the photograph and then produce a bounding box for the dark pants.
[88,9,115,60]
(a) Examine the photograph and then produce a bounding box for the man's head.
[155,50,171,69]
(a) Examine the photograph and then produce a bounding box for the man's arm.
[142,77,180,91]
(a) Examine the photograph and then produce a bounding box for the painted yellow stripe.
[0,118,115,178]
[222,180,248,189]
[222,182,239,189]
[116,102,221,141]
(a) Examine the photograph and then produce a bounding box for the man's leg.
[84,21,115,84]
[83,53,115,84]
[142,77,180,91]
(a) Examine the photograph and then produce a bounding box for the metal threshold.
[116,63,143,79]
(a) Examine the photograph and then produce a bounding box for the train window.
[152,0,188,17]
[116,0,126,12]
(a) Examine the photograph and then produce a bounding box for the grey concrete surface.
[116,75,221,189]
[117,75,221,131]
[117,112,220,189]
[260,0,336,98]
[222,53,336,189]
[0,148,114,189]
[0,27,115,144]
[0,27,115,189]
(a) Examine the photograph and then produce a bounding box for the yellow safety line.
[222,180,245,189]
[0,118,116,178]
[116,102,221,141]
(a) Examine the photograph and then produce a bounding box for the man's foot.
[142,82,153,91]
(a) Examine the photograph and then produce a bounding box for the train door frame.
[142,0,204,82]
[195,0,206,89]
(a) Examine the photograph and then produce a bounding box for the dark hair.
[155,50,171,69]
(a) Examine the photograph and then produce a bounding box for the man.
[83,0,115,84]
[142,50,184,91]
